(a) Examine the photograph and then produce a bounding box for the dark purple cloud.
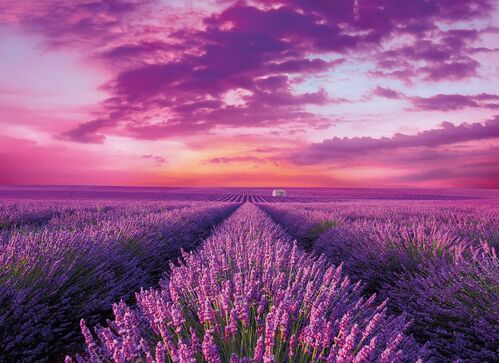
[413,94,475,111]
[207,156,266,164]
[57,0,494,142]
[142,154,166,164]
[421,58,479,81]
[410,93,499,111]
[290,116,499,165]
[253,147,283,153]
[374,38,481,82]
[0,0,154,48]
[268,58,344,73]
[61,117,117,144]
[372,89,499,111]
[372,86,403,99]
[101,41,176,60]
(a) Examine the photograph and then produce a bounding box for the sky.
[0,0,498,188]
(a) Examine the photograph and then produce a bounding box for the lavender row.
[261,202,498,361]
[260,201,498,249]
[69,203,427,362]
[0,201,238,362]
[0,200,197,232]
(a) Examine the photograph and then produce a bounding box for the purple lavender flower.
[253,335,264,361]
[202,330,221,363]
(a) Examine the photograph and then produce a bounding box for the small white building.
[272,189,286,197]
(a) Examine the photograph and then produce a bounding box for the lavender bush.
[0,200,196,232]
[262,202,499,360]
[261,201,498,249]
[0,201,237,361]
[314,221,461,292]
[69,204,426,362]
[384,242,498,361]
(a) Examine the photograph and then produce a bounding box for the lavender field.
[0,187,497,362]
[3,0,499,361]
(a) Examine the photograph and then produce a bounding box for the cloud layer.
[290,116,499,164]
[1,0,498,187]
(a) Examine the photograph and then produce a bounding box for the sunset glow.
[1,0,498,187]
